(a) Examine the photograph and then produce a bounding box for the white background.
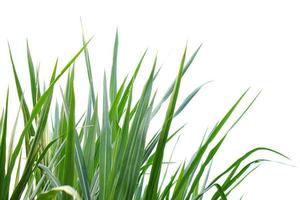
[0,0,299,199]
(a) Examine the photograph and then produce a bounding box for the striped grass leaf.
[145,47,187,200]
[82,97,98,182]
[26,40,38,106]
[99,73,113,200]
[36,185,81,200]
[29,140,66,199]
[75,128,92,200]
[116,50,147,122]
[38,164,61,187]
[151,44,202,118]
[110,29,119,104]
[62,68,76,190]
[9,44,35,154]
[7,104,21,166]
[81,25,96,104]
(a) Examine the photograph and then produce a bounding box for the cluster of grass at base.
[0,31,287,200]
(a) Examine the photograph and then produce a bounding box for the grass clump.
[0,30,287,200]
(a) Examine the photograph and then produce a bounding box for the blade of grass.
[110,29,119,103]
[62,68,76,194]
[26,40,37,106]
[0,89,9,196]
[99,73,113,200]
[38,164,61,187]
[145,46,187,200]
[152,44,202,118]
[75,129,92,200]
[36,185,82,200]
[9,43,35,154]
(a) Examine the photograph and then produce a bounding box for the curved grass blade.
[208,147,288,187]
[152,44,202,118]
[36,185,82,200]
[174,81,210,117]
[171,89,249,199]
[38,164,61,187]
[29,140,66,199]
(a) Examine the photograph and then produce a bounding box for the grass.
[0,30,287,200]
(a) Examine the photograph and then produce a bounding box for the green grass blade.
[193,183,227,200]
[159,136,180,193]
[75,130,92,200]
[110,29,119,103]
[174,81,210,117]
[159,165,181,199]
[9,43,35,154]
[145,47,187,200]
[81,28,96,104]
[198,160,213,200]
[7,104,21,166]
[208,147,287,187]
[26,40,37,106]
[99,73,113,200]
[83,99,98,181]
[152,45,202,118]
[38,164,61,187]
[62,69,76,190]
[0,89,9,196]
[186,135,227,199]
[13,150,22,190]
[117,50,147,120]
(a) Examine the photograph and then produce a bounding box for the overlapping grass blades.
[0,31,287,200]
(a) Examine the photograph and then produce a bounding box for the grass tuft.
[0,31,287,200]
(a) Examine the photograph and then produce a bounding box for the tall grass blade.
[62,69,76,196]
[145,47,187,200]
[0,90,9,196]
[110,30,119,103]
[99,73,112,200]
[26,41,37,106]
